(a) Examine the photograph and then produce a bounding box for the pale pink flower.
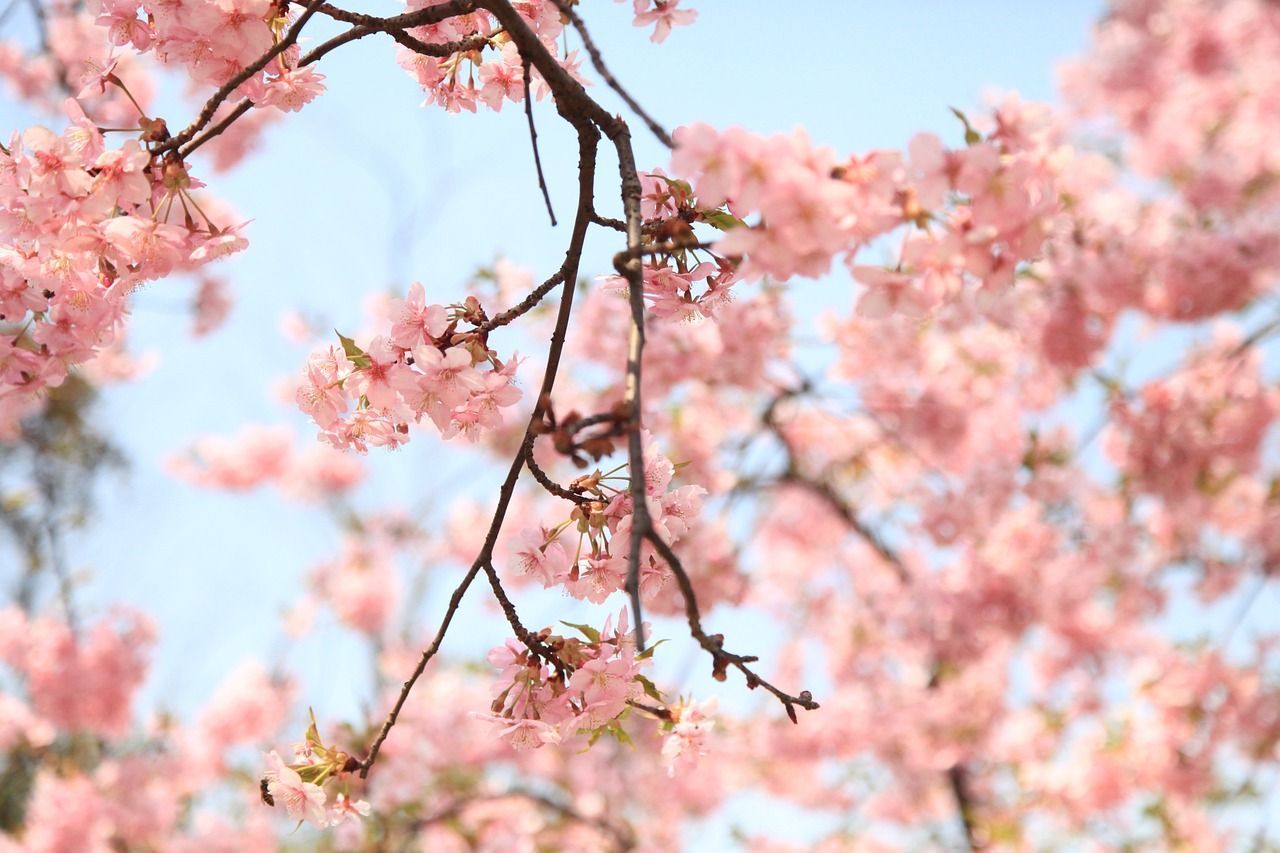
[262,750,327,827]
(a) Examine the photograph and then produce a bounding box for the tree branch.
[553,0,673,148]
[156,0,330,155]
[522,56,557,226]
[645,530,819,719]
[360,112,602,778]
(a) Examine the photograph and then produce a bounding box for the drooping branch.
[360,114,603,777]
[525,444,589,504]
[522,56,557,226]
[645,531,819,720]
[155,0,330,155]
[553,0,674,149]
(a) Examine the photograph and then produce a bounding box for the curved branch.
[156,0,329,155]
[646,530,819,719]
[360,117,603,778]
[552,0,674,148]
[525,446,588,504]
[475,271,565,334]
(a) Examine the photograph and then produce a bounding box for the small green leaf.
[701,209,746,231]
[560,621,600,643]
[607,719,633,745]
[636,638,668,660]
[305,707,323,747]
[949,106,982,146]
[335,330,372,369]
[634,674,664,702]
[659,176,695,196]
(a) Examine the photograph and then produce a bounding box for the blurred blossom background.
[13,0,1280,847]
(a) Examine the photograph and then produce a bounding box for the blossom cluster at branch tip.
[295,283,523,452]
[0,100,246,438]
[513,431,704,603]
[262,710,369,829]
[480,607,661,751]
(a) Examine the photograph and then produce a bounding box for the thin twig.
[526,446,588,503]
[645,531,819,718]
[553,0,674,148]
[361,108,603,777]
[156,0,330,155]
[522,56,557,226]
[476,271,565,333]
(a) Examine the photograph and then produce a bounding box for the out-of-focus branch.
[415,788,636,851]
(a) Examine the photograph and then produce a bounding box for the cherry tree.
[2,0,1280,849]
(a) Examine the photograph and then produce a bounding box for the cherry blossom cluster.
[90,0,327,112]
[0,101,247,438]
[479,607,654,750]
[512,431,704,603]
[1106,336,1276,504]
[1061,0,1280,214]
[294,283,523,452]
[392,1,694,113]
[7,0,1280,848]
[168,422,364,498]
[0,606,152,738]
[669,101,1061,310]
[393,3,556,113]
[262,713,370,829]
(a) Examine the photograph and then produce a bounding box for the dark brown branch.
[481,558,566,676]
[476,271,565,333]
[522,56,557,226]
[947,764,980,851]
[645,530,819,719]
[315,0,476,31]
[565,411,625,436]
[178,100,253,159]
[525,444,588,504]
[553,0,674,148]
[360,113,602,779]
[590,210,627,231]
[156,0,329,155]
[476,0,654,653]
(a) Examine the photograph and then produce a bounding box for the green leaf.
[606,719,633,745]
[949,106,982,146]
[560,621,600,643]
[634,673,664,702]
[659,176,695,196]
[701,209,746,231]
[335,330,371,369]
[305,707,323,747]
[636,638,668,660]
